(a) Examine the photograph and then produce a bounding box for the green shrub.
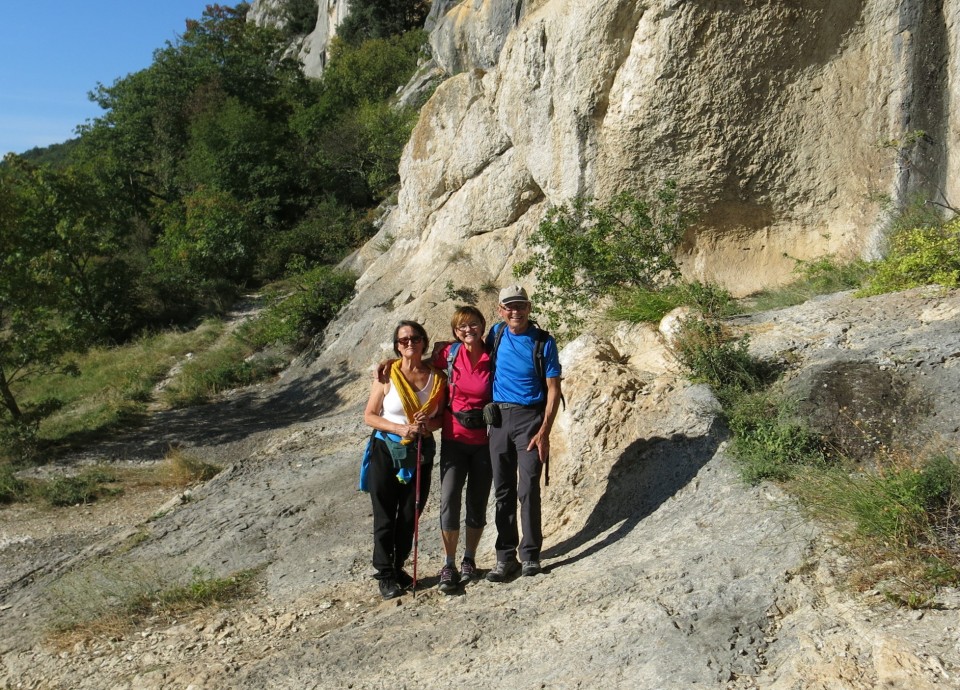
[515,183,691,337]
[50,562,261,634]
[241,266,356,349]
[796,454,959,549]
[860,218,960,296]
[337,0,430,44]
[726,391,827,484]
[35,467,122,507]
[0,464,27,503]
[161,342,285,408]
[257,198,371,279]
[609,281,735,325]
[670,319,768,394]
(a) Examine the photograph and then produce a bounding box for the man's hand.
[527,429,550,464]
[373,359,396,383]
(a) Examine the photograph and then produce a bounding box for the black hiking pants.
[368,435,434,580]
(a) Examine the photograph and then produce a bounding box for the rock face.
[325,1,960,383]
[248,0,351,78]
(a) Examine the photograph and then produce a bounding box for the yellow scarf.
[389,360,446,445]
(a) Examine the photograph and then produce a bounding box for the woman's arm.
[423,385,446,433]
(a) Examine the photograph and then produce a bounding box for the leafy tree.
[152,187,258,288]
[282,0,319,36]
[337,0,430,44]
[514,182,691,336]
[294,32,425,205]
[77,3,309,225]
[0,158,84,424]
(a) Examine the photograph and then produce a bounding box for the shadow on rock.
[544,419,725,569]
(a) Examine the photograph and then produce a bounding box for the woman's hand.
[399,422,423,440]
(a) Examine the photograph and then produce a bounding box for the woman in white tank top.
[362,320,445,599]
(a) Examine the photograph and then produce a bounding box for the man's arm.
[527,376,562,462]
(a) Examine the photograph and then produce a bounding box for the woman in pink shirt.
[430,306,493,593]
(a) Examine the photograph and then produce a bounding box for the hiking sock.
[445,556,455,567]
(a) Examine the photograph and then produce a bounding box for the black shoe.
[485,560,520,582]
[459,557,477,584]
[379,578,403,600]
[438,564,461,594]
[395,569,413,590]
[521,560,541,577]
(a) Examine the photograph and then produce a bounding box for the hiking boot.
[459,557,477,584]
[379,578,403,600]
[521,560,541,577]
[395,569,413,590]
[485,560,520,582]
[437,564,460,594]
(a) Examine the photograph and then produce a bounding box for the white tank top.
[381,372,436,425]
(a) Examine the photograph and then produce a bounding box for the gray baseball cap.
[498,285,529,304]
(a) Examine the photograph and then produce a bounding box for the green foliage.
[443,281,478,305]
[161,340,285,408]
[610,281,735,324]
[50,562,260,634]
[19,321,223,446]
[795,454,960,559]
[0,158,96,426]
[337,0,430,44]
[241,267,357,349]
[282,0,319,36]
[670,319,769,394]
[294,32,425,205]
[747,256,873,312]
[309,101,419,204]
[35,467,122,507]
[152,187,258,286]
[14,139,80,169]
[514,183,689,337]
[859,217,960,296]
[152,566,257,610]
[0,464,27,503]
[257,197,372,278]
[725,391,827,484]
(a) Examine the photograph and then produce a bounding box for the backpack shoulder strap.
[445,341,461,381]
[445,341,461,407]
[489,322,506,376]
[531,324,566,410]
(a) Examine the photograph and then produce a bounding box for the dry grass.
[47,562,261,642]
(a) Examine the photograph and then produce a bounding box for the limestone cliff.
[316,0,960,387]
[248,0,351,77]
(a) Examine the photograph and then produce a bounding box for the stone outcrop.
[323,1,960,387]
[248,0,352,78]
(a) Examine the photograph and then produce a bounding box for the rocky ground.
[2,288,960,689]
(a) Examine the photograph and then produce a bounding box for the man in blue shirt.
[485,285,563,581]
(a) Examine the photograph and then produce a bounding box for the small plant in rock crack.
[444,280,478,305]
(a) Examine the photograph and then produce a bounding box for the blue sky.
[0,1,213,155]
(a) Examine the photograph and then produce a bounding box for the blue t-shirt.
[488,323,561,405]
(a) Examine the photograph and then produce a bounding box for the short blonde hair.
[450,306,486,339]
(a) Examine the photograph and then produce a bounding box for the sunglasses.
[397,336,424,346]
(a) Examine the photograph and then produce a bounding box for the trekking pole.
[544,453,550,487]
[412,431,422,598]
